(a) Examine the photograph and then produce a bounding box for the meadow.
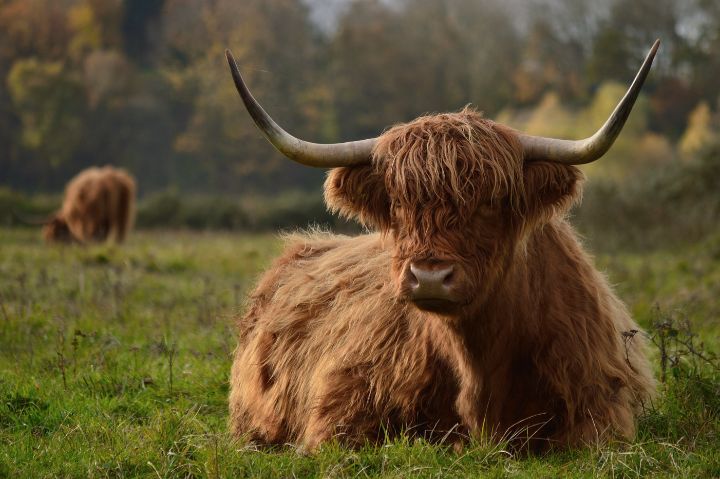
[0,227,718,478]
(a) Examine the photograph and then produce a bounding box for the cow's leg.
[554,380,640,448]
[105,187,120,243]
[229,331,288,445]
[302,367,381,451]
[531,345,649,449]
[114,184,132,243]
[455,380,483,435]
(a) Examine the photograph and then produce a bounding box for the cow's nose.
[407,261,457,302]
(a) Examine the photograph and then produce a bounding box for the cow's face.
[43,215,74,243]
[325,111,582,316]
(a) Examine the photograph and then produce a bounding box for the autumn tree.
[168,0,324,192]
[329,0,519,140]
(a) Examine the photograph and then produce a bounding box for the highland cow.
[42,166,136,244]
[225,41,660,452]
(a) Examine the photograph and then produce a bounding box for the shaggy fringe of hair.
[373,107,524,238]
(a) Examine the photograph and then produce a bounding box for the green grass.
[0,227,718,478]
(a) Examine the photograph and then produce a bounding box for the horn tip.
[225,49,235,64]
[651,39,660,55]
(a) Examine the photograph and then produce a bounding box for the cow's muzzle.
[403,260,462,313]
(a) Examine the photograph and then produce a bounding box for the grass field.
[0,227,718,478]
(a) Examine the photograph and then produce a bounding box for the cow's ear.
[324,165,391,230]
[521,162,584,222]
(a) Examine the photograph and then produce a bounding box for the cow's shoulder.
[270,230,391,278]
[238,231,394,338]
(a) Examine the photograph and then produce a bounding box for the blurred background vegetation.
[0,0,719,245]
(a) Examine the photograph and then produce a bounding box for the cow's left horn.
[519,40,660,165]
[225,50,375,168]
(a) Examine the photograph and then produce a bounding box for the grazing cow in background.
[42,166,136,244]
[225,41,660,452]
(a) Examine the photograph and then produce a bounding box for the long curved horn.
[225,50,375,168]
[519,40,660,164]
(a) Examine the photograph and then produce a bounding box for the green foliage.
[7,58,85,166]
[576,141,720,250]
[1,0,720,195]
[135,189,354,232]
[0,187,57,226]
[501,80,676,181]
[586,27,635,86]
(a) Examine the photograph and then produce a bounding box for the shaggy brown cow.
[43,166,136,244]
[225,41,660,452]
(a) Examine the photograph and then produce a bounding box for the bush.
[0,188,58,227]
[135,190,183,228]
[135,189,359,232]
[639,308,720,444]
[136,191,248,230]
[576,142,720,251]
[241,190,357,232]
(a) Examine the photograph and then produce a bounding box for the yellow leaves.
[7,58,63,108]
[586,82,648,137]
[68,4,102,59]
[7,58,85,165]
[522,92,576,139]
[495,82,670,181]
[679,102,719,160]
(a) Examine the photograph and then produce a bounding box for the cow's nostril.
[442,269,455,287]
[407,269,419,288]
[408,262,457,298]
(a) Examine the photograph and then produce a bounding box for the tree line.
[1,0,719,196]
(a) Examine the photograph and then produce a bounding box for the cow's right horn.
[519,40,660,165]
[226,50,375,168]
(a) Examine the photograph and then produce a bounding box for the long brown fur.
[229,108,655,452]
[43,166,136,244]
